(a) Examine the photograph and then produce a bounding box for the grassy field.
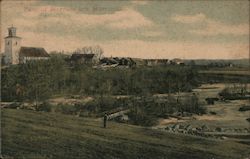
[198,70,250,83]
[2,109,250,159]
[199,70,250,76]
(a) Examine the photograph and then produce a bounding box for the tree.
[1,65,19,101]
[21,61,51,107]
[188,60,196,67]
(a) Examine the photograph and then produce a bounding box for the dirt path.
[48,96,93,105]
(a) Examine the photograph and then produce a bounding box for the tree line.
[1,54,199,103]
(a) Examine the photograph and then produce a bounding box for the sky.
[0,0,249,59]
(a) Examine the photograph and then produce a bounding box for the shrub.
[7,102,20,109]
[239,106,250,112]
[127,107,158,126]
[36,102,52,112]
[246,118,250,122]
[55,104,78,115]
[209,111,217,115]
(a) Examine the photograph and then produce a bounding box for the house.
[3,26,49,65]
[145,59,158,66]
[171,58,185,65]
[119,58,136,67]
[19,47,49,63]
[70,47,103,65]
[99,57,136,68]
[144,59,169,66]
[156,59,169,65]
[100,57,117,65]
[70,53,96,65]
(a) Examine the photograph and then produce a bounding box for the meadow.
[2,109,250,159]
[2,55,250,158]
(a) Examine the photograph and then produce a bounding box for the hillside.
[2,109,250,159]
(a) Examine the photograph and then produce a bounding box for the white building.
[3,26,49,65]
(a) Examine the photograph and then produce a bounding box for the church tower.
[4,26,22,64]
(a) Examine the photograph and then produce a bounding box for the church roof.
[19,47,50,57]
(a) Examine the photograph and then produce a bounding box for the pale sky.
[1,0,249,59]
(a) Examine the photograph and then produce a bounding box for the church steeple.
[8,26,17,37]
[4,26,22,64]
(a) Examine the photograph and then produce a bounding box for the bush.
[239,106,250,112]
[7,102,20,109]
[246,118,250,122]
[84,96,131,114]
[36,102,52,112]
[55,104,78,115]
[209,111,217,115]
[127,107,158,126]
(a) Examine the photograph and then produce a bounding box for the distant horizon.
[48,51,250,61]
[1,0,249,59]
[1,49,249,60]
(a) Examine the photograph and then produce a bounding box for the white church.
[2,26,50,65]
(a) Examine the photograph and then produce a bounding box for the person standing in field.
[103,113,108,128]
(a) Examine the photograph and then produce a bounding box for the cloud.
[7,31,98,52]
[172,13,206,24]
[16,5,153,30]
[190,20,249,36]
[1,3,154,52]
[105,8,153,29]
[131,0,148,6]
[172,13,249,36]
[143,31,162,37]
[1,1,248,59]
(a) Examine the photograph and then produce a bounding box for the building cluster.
[99,57,136,68]
[144,58,184,66]
[1,26,49,65]
[69,53,100,65]
[1,26,185,67]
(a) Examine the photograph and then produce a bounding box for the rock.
[185,124,192,131]
[179,129,185,133]
[246,118,250,122]
[247,128,250,133]
[165,127,171,131]
[201,125,209,131]
[191,128,197,131]
[224,128,231,133]
[243,128,248,133]
[221,136,227,140]
[179,125,185,129]
[173,124,180,130]
[243,129,248,133]
[196,127,202,131]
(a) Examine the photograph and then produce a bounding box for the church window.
[7,42,9,45]
[16,42,17,45]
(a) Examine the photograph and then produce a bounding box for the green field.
[2,109,250,159]
[199,70,250,76]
